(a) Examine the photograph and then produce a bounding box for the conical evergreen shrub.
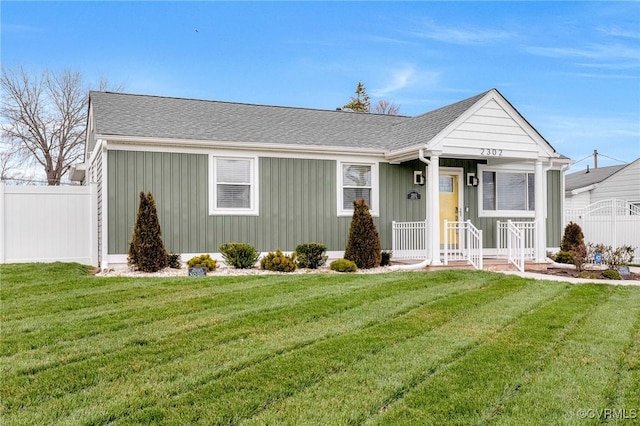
[344,198,381,269]
[128,191,168,272]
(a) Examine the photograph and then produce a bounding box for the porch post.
[534,159,546,262]
[429,154,442,265]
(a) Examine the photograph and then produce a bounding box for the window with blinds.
[210,156,258,215]
[480,169,535,217]
[342,164,372,210]
[338,161,378,216]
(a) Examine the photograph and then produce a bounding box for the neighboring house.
[79,88,571,269]
[565,158,640,211]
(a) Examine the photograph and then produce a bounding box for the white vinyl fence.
[0,183,97,265]
[565,199,640,263]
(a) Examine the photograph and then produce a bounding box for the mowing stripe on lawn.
[25,278,486,426]
[242,278,568,425]
[2,272,459,376]
[486,286,640,425]
[1,272,488,424]
[127,274,528,425]
[2,272,417,363]
[370,283,610,425]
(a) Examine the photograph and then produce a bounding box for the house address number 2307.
[480,148,503,156]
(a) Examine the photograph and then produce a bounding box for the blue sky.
[2,1,639,171]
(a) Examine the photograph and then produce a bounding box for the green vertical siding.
[546,170,562,247]
[108,151,426,254]
[108,151,563,254]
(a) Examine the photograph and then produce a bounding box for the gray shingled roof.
[90,92,407,150]
[565,164,628,192]
[89,90,496,152]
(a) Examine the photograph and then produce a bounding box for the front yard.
[1,263,639,425]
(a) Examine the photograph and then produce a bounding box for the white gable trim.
[426,89,557,160]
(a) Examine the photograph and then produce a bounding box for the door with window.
[439,174,459,245]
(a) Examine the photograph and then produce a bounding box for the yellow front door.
[439,174,459,245]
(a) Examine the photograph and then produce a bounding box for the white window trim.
[337,161,379,217]
[209,154,259,216]
[477,163,535,218]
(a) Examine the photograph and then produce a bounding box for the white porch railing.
[443,220,483,270]
[496,221,536,260]
[506,221,525,272]
[392,220,429,260]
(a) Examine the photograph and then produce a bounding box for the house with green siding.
[80,88,571,269]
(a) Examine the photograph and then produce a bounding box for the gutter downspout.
[390,149,433,271]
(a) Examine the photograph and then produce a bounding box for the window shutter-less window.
[342,164,371,209]
[216,158,251,209]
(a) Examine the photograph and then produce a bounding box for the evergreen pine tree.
[128,191,168,272]
[344,198,382,269]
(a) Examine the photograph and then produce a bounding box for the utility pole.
[593,149,598,169]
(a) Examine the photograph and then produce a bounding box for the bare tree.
[0,67,123,185]
[371,99,401,115]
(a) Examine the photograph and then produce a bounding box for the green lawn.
[1,263,639,425]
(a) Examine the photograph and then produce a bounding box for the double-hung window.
[338,161,378,216]
[479,165,535,217]
[210,155,259,215]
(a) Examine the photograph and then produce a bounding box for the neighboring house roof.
[565,164,629,193]
[88,88,561,157]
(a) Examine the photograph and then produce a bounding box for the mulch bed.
[536,267,640,281]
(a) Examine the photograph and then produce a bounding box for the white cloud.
[527,43,640,62]
[411,19,514,45]
[371,66,440,99]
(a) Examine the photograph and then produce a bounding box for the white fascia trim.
[337,160,380,217]
[570,184,597,196]
[87,138,105,172]
[209,153,260,216]
[95,135,386,159]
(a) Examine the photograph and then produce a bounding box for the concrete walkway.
[499,266,640,286]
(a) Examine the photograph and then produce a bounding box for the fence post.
[443,219,448,265]
[89,183,98,266]
[0,182,5,263]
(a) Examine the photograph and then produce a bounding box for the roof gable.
[425,89,557,158]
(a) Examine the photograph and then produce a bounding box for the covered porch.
[384,89,570,271]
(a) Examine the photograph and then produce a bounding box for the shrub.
[344,199,381,269]
[572,242,588,272]
[168,253,181,269]
[127,192,168,272]
[330,259,357,273]
[380,251,392,267]
[295,243,328,269]
[604,245,636,269]
[560,222,584,252]
[219,242,260,269]
[602,269,621,280]
[260,249,297,272]
[187,254,218,272]
[554,250,574,264]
